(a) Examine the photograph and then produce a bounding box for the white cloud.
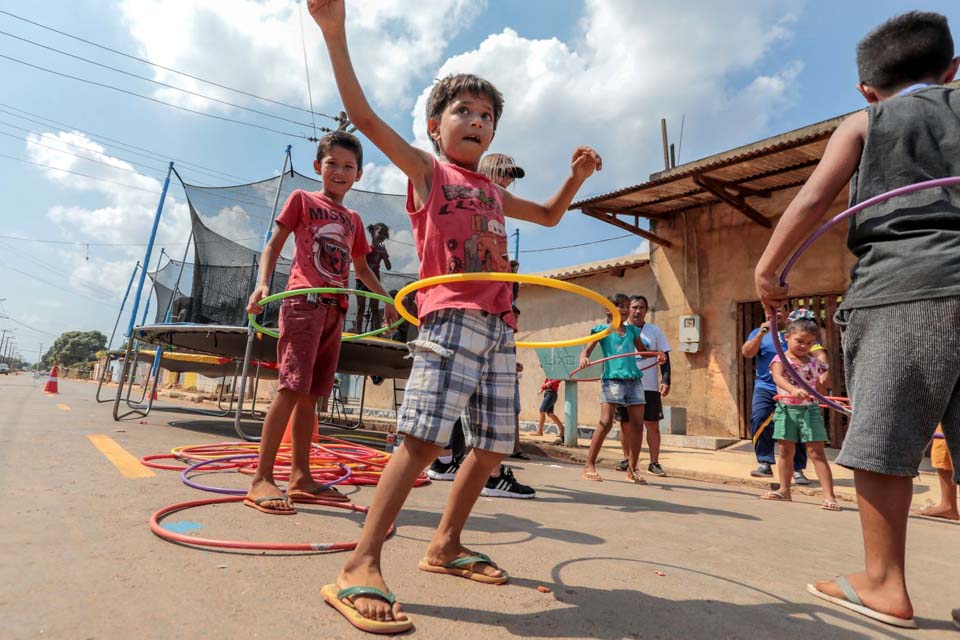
[409,0,803,201]
[360,162,407,195]
[119,0,486,119]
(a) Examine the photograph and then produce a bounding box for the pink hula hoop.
[569,351,663,383]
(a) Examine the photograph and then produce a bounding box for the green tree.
[43,331,107,367]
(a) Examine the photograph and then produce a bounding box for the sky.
[1,0,958,362]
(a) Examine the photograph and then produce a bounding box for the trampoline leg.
[233,326,261,442]
[95,354,116,403]
[112,340,147,421]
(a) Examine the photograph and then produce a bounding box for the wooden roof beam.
[581,207,673,248]
[692,174,772,228]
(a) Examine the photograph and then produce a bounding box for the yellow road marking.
[57,403,71,411]
[87,435,155,479]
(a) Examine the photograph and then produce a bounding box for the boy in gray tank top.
[755,11,960,630]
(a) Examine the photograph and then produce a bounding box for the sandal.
[581,471,603,482]
[821,499,841,512]
[760,491,791,501]
[627,471,648,485]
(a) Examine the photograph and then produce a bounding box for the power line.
[0,8,338,120]
[0,102,247,182]
[0,29,327,131]
[519,233,636,254]
[0,314,58,337]
[0,233,259,248]
[0,240,117,299]
[0,257,118,306]
[0,53,308,139]
[0,152,163,195]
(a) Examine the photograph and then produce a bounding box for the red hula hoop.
[569,351,664,383]
[150,495,394,552]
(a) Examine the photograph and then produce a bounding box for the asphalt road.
[2,375,957,639]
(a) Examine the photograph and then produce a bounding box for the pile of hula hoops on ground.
[142,433,427,552]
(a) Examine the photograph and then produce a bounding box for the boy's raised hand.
[571,146,602,181]
[307,0,345,33]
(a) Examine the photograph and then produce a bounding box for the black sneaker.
[510,450,531,460]
[427,458,460,481]
[793,470,811,486]
[750,462,774,477]
[616,459,629,471]
[648,462,666,477]
[481,465,536,499]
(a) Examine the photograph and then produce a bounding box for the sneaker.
[750,462,774,477]
[793,470,811,486]
[426,458,461,481]
[481,465,536,499]
[616,459,629,472]
[648,462,666,477]
[510,450,531,460]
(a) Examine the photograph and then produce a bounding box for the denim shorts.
[600,378,645,406]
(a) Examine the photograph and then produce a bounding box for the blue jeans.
[751,385,807,470]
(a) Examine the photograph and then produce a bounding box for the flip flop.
[286,486,351,503]
[627,472,648,485]
[806,578,917,629]
[820,499,841,512]
[581,471,603,482]
[243,495,296,515]
[760,491,791,502]
[418,552,509,585]
[320,583,413,634]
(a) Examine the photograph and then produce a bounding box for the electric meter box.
[678,315,701,353]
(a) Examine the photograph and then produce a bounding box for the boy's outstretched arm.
[754,111,867,308]
[247,224,292,314]
[309,0,432,197]
[503,146,602,227]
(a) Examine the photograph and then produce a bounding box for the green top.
[591,323,647,380]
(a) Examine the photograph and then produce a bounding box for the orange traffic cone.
[43,365,59,394]
[280,411,320,444]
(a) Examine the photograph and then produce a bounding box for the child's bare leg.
[619,418,630,460]
[626,405,646,473]
[537,411,546,436]
[247,389,300,508]
[806,442,837,502]
[286,394,340,498]
[812,470,914,621]
[771,440,794,499]
[917,468,960,519]
[369,299,381,328]
[583,404,615,475]
[424,447,507,578]
[354,296,366,332]
[338,435,442,622]
[549,413,565,440]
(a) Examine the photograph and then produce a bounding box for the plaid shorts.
[397,308,516,454]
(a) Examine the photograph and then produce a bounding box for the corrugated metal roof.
[527,253,650,282]
[570,111,852,216]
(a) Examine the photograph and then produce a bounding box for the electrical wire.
[0,8,338,120]
[0,152,163,195]
[0,53,308,139]
[0,29,322,130]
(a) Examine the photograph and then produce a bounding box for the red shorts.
[277,297,343,397]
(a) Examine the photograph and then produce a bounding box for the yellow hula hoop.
[393,273,621,349]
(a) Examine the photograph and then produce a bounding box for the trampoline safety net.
[151,169,419,331]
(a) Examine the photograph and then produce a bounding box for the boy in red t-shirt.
[244,130,395,515]
[311,0,601,632]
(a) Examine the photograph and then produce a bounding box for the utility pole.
[0,329,9,359]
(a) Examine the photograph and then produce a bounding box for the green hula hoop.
[247,287,404,341]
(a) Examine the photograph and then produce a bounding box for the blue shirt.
[748,327,787,392]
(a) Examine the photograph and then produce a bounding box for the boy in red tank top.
[311,0,602,632]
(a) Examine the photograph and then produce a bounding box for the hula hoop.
[140,453,243,472]
[393,273,621,349]
[569,351,664,382]
[774,394,850,410]
[180,454,352,495]
[772,176,960,415]
[149,495,393,552]
[248,287,404,341]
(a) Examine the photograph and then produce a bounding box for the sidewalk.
[517,432,946,511]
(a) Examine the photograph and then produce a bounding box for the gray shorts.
[834,296,960,483]
[397,308,516,454]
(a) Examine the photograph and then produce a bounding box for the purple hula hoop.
[181,453,352,495]
[772,175,960,414]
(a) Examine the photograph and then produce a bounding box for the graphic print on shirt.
[438,184,509,275]
[307,205,356,286]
